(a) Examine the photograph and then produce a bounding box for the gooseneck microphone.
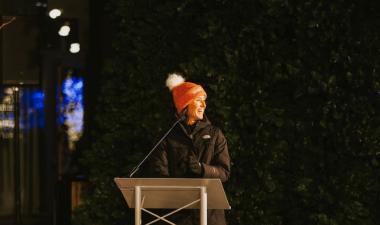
[128,110,187,177]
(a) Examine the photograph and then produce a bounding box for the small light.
[49,9,62,19]
[58,25,70,36]
[69,43,80,53]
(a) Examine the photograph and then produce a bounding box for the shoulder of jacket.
[207,125,224,138]
[209,124,221,133]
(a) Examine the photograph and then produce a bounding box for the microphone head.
[178,108,188,121]
[180,113,187,121]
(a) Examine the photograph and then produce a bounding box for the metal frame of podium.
[114,178,230,225]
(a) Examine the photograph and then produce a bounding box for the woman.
[148,73,231,225]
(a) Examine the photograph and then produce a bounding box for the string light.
[58,24,70,36]
[0,16,16,30]
[49,9,62,19]
[69,43,80,53]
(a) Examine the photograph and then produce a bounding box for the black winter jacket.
[148,116,231,225]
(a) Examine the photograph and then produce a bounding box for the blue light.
[1,88,45,138]
[59,76,84,144]
[20,89,45,129]
[32,92,45,110]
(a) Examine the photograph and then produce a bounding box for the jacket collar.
[178,115,211,138]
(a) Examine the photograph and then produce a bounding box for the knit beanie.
[166,73,207,113]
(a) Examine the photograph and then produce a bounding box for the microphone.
[178,108,188,121]
[128,109,187,177]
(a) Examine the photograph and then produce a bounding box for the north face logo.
[202,134,211,139]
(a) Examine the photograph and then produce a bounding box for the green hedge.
[73,1,380,225]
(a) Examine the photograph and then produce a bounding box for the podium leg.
[200,187,207,225]
[135,186,141,225]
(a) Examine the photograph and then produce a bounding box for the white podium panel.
[114,178,230,209]
[115,178,230,225]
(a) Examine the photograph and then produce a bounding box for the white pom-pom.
[166,73,185,90]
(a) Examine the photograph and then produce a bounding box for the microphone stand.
[129,114,185,177]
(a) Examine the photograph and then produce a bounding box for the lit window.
[59,75,84,150]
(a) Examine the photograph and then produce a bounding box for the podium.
[114,178,230,225]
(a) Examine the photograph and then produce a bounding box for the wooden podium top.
[114,178,230,209]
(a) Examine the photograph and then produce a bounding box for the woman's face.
[186,95,207,125]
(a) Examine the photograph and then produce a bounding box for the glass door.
[0,87,45,225]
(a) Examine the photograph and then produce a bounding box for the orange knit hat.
[166,73,207,113]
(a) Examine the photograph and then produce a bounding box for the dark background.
[76,1,380,225]
[1,0,380,225]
